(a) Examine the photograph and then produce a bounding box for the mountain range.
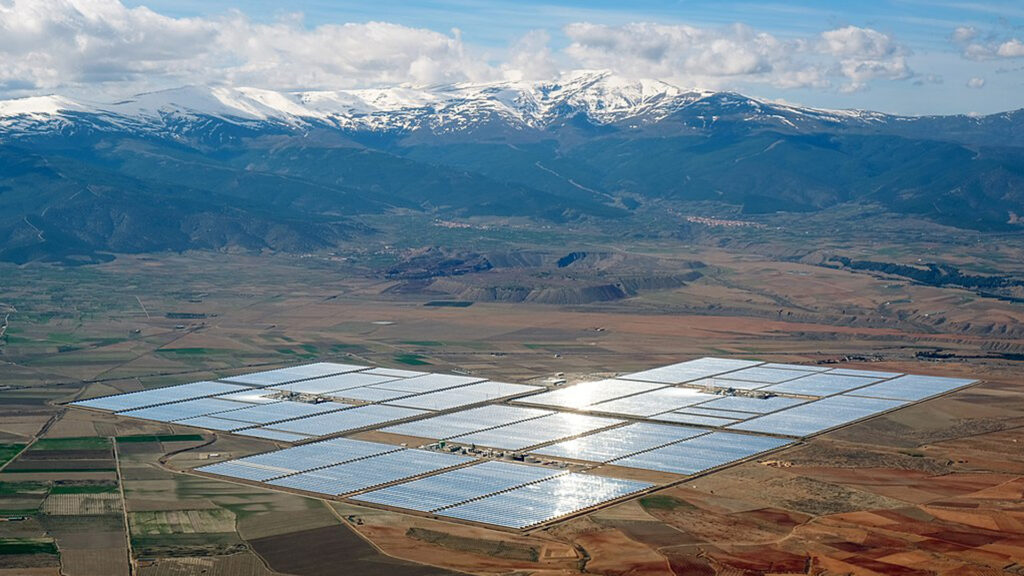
[1,71,1022,263]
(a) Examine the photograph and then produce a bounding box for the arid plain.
[2,222,1023,575]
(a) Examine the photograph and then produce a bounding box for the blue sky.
[4,0,1023,114]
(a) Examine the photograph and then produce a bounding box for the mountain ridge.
[0,71,1021,264]
[0,70,950,137]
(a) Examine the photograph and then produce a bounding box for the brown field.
[60,548,131,576]
[249,524,457,576]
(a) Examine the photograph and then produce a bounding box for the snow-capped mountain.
[0,70,907,140]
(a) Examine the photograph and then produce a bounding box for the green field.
[0,538,58,555]
[50,483,118,494]
[29,437,111,451]
[639,495,694,511]
[0,443,26,466]
[393,353,430,365]
[0,481,47,495]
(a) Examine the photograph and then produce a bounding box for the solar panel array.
[119,397,251,422]
[848,374,977,402]
[621,357,761,384]
[760,372,883,397]
[588,387,717,417]
[268,449,474,496]
[533,422,705,463]
[387,381,543,411]
[265,404,426,436]
[351,460,563,512]
[71,358,979,530]
[516,379,665,409]
[269,372,400,395]
[221,362,365,386]
[614,432,793,475]
[440,473,653,529]
[728,395,910,437]
[197,437,398,482]
[383,405,552,440]
[452,412,624,451]
[72,381,251,412]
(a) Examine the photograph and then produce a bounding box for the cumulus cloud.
[818,26,911,91]
[563,22,909,92]
[997,39,1024,58]
[0,0,916,97]
[950,24,1024,60]
[952,26,977,43]
[0,0,493,95]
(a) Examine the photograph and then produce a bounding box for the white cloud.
[0,0,494,95]
[951,26,977,43]
[997,39,1024,58]
[819,26,911,91]
[502,30,559,82]
[951,23,1024,60]
[966,76,985,88]
[0,1,916,97]
[562,22,910,92]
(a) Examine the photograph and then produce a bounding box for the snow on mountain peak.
[0,72,900,137]
[0,95,82,117]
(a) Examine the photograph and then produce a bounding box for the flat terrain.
[1,228,1022,575]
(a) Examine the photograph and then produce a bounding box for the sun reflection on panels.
[514,379,665,409]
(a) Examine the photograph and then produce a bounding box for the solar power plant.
[269,372,400,395]
[368,373,487,394]
[212,400,344,425]
[758,363,829,372]
[387,381,544,411]
[613,432,794,475]
[268,449,474,496]
[451,412,624,451]
[351,460,564,512]
[621,357,762,384]
[72,381,251,412]
[234,428,312,442]
[176,415,254,432]
[651,412,742,427]
[221,362,367,386]
[728,395,909,437]
[713,366,812,385]
[363,367,430,379]
[847,374,977,401]
[696,395,807,414]
[588,387,717,417]
[326,386,412,403]
[829,367,903,378]
[197,437,401,482]
[118,397,250,422]
[68,358,981,531]
[676,406,761,420]
[216,389,281,404]
[382,404,552,440]
[514,378,665,409]
[532,422,705,463]
[265,404,427,437]
[759,372,884,397]
[439,473,653,529]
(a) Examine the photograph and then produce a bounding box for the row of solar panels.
[72,358,976,449]
[72,362,544,442]
[198,430,794,529]
[511,360,974,436]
